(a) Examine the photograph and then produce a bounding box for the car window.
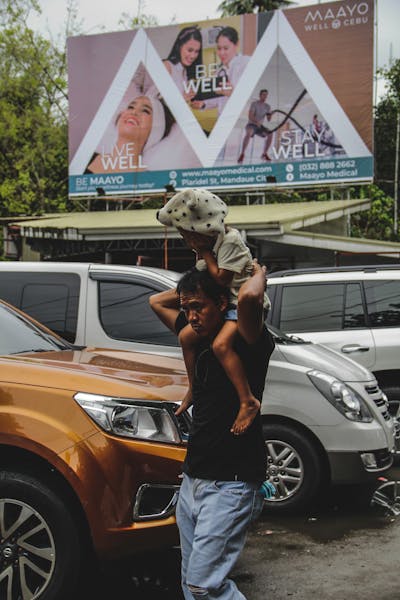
[280,283,345,332]
[98,281,179,346]
[343,283,366,328]
[0,304,66,355]
[364,280,400,327]
[0,273,80,342]
[279,282,367,332]
[21,284,69,335]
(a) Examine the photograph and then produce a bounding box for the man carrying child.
[151,188,275,599]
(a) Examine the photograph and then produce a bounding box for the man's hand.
[237,259,267,344]
[252,257,267,281]
[175,390,192,416]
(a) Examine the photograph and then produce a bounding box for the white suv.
[267,266,400,414]
[0,262,397,513]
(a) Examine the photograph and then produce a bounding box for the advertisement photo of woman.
[84,95,174,174]
[199,26,250,117]
[163,25,205,108]
[130,26,205,110]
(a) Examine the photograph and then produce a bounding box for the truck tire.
[0,470,81,600]
[262,422,324,514]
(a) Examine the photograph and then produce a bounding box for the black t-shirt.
[176,313,275,483]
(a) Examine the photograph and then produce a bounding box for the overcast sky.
[30,0,399,71]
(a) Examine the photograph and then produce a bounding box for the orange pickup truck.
[0,300,188,600]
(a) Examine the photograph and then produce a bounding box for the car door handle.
[341,344,370,353]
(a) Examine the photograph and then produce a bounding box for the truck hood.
[275,339,374,383]
[1,347,188,401]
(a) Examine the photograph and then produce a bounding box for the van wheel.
[0,471,81,600]
[262,423,323,514]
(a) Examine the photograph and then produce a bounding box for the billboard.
[68,0,374,196]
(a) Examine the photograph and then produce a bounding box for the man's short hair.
[260,89,268,95]
[177,268,229,306]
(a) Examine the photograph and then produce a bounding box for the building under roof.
[5,199,400,270]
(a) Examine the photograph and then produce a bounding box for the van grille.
[365,384,391,421]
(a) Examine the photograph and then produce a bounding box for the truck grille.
[365,384,391,421]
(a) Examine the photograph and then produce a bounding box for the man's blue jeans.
[176,474,264,599]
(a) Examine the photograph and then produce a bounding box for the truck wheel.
[0,471,81,600]
[262,423,324,514]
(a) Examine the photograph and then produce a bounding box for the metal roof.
[12,199,371,241]
[274,230,400,256]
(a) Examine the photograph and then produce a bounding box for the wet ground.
[78,465,400,599]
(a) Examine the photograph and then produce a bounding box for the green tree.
[115,0,158,29]
[118,12,158,30]
[375,95,397,198]
[351,184,395,241]
[0,0,82,217]
[218,0,294,16]
[374,60,400,216]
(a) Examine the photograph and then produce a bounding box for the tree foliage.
[117,0,158,30]
[218,0,294,16]
[351,184,395,241]
[379,59,400,107]
[118,11,158,30]
[374,60,400,199]
[0,0,159,220]
[0,0,74,216]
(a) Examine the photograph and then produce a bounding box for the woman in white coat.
[200,26,249,117]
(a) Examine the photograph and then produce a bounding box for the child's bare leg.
[212,321,260,435]
[176,324,198,415]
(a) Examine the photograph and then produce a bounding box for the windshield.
[0,303,72,355]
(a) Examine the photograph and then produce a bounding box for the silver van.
[0,262,396,513]
[267,266,400,415]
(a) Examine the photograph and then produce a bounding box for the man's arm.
[237,261,267,344]
[199,249,234,287]
[179,230,234,287]
[149,288,180,333]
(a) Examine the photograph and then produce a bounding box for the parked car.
[0,262,397,517]
[0,299,188,600]
[266,266,400,414]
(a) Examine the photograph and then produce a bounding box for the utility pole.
[394,110,400,236]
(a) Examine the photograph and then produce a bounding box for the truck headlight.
[308,370,373,423]
[74,392,182,443]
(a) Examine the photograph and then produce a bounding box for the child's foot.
[231,396,261,435]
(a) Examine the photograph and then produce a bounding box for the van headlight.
[74,392,182,443]
[308,370,373,423]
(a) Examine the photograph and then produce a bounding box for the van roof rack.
[268,264,400,278]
